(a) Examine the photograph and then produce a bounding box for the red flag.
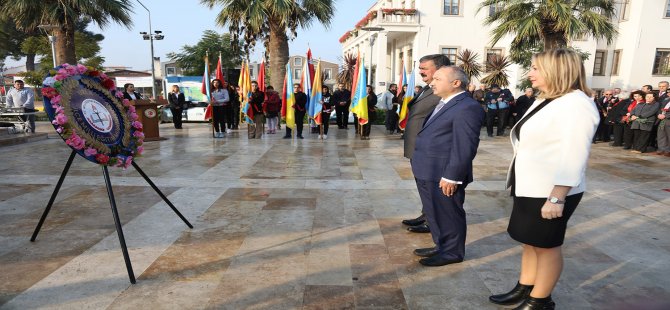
[215,54,225,83]
[281,68,288,118]
[258,61,266,92]
[307,48,315,88]
[204,105,213,121]
[350,51,361,99]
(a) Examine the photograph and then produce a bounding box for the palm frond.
[481,55,512,87]
[456,49,482,80]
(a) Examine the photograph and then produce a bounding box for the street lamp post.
[137,0,164,99]
[361,27,385,86]
[37,25,59,68]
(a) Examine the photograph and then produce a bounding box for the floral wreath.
[41,63,144,168]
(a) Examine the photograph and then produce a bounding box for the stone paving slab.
[0,122,669,309]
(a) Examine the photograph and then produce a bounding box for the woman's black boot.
[513,296,555,310]
[489,282,534,305]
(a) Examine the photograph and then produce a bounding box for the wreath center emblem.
[82,99,113,133]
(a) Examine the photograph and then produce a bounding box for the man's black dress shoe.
[413,247,438,257]
[407,224,430,233]
[418,255,463,266]
[489,282,534,305]
[402,214,426,226]
[512,296,555,310]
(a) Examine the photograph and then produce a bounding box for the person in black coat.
[122,83,143,101]
[283,83,308,139]
[607,91,631,147]
[513,88,535,125]
[331,83,351,129]
[361,85,377,140]
[167,85,186,129]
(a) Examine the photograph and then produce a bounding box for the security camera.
[154,34,164,40]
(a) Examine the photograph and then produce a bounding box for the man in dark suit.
[332,83,351,129]
[167,85,186,129]
[411,66,484,266]
[401,54,451,233]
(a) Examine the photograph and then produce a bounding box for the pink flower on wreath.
[84,147,98,157]
[51,95,61,104]
[124,156,133,168]
[57,68,69,77]
[41,87,57,98]
[136,145,144,155]
[130,113,139,121]
[65,65,77,76]
[54,74,66,81]
[66,133,85,150]
[55,106,64,114]
[122,99,131,107]
[56,127,63,134]
[132,121,143,129]
[99,73,109,80]
[95,153,110,165]
[115,91,124,99]
[133,131,145,139]
[127,105,136,113]
[76,64,88,74]
[54,113,68,125]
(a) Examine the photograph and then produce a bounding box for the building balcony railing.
[340,8,418,44]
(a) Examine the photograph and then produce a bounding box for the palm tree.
[201,0,334,89]
[337,53,358,89]
[481,55,512,87]
[479,0,617,63]
[456,49,482,81]
[1,0,133,66]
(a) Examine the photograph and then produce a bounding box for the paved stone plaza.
[0,122,669,309]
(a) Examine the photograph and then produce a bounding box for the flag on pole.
[215,53,225,83]
[282,62,296,129]
[398,59,405,87]
[302,56,312,114]
[258,61,266,92]
[398,69,416,130]
[307,48,315,88]
[241,60,254,124]
[202,53,213,121]
[350,50,361,100]
[309,60,323,124]
[350,59,368,125]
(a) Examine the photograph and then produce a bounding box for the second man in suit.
[401,54,451,233]
[411,66,485,266]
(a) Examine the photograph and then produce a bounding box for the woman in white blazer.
[489,49,599,310]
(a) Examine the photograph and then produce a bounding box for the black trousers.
[232,105,240,128]
[612,123,624,146]
[336,105,348,128]
[170,107,183,129]
[295,111,306,137]
[486,108,508,136]
[632,129,652,152]
[623,123,634,149]
[321,112,331,134]
[385,109,398,132]
[212,106,225,132]
[362,112,375,137]
[223,105,234,129]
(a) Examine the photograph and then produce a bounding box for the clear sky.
[6,0,373,71]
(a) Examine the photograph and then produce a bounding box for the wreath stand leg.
[30,150,77,242]
[102,165,137,284]
[30,151,194,284]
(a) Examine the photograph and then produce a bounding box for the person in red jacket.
[263,86,281,134]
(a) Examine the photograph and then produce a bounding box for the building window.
[620,0,631,20]
[489,3,504,16]
[166,67,176,75]
[593,50,607,76]
[611,50,622,76]
[653,48,670,75]
[666,1,670,17]
[407,49,413,69]
[294,68,302,78]
[485,48,503,72]
[249,67,254,78]
[443,0,459,15]
[324,68,332,80]
[294,58,302,66]
[441,47,458,65]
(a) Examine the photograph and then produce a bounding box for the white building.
[340,0,670,96]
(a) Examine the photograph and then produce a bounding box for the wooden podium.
[133,99,167,141]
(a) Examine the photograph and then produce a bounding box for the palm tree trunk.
[25,54,35,71]
[268,22,288,91]
[55,24,77,65]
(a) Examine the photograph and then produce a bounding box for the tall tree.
[0,0,133,65]
[166,30,243,76]
[200,0,335,92]
[479,0,617,64]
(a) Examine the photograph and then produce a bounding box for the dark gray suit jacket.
[403,87,441,159]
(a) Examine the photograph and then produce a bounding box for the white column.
[375,32,388,89]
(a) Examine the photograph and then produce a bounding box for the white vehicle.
[160,101,209,123]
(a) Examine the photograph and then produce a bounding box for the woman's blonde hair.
[532,48,592,99]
